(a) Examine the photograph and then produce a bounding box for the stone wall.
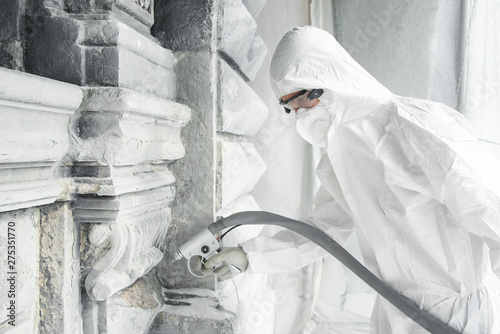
[0,0,194,331]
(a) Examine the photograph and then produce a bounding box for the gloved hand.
[201,247,249,280]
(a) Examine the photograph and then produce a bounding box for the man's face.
[280,90,320,113]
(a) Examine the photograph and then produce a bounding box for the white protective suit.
[241,26,500,333]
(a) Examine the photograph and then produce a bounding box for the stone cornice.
[81,19,173,68]
[0,67,82,114]
[0,68,81,213]
[80,87,191,125]
[73,169,176,197]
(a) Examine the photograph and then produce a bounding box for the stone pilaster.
[152,0,269,332]
[39,203,82,333]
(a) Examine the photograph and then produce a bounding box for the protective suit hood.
[270,26,393,123]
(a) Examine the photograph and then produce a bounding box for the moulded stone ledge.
[82,19,177,100]
[84,46,176,100]
[82,20,174,69]
[0,180,61,213]
[0,67,81,212]
[71,88,190,165]
[218,60,269,136]
[0,67,83,113]
[73,184,175,224]
[73,169,176,197]
[80,87,190,125]
[0,67,81,164]
[72,112,186,165]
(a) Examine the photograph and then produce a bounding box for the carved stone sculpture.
[85,209,170,301]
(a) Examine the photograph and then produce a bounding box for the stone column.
[151,0,269,332]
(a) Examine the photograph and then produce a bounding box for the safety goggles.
[279,89,324,113]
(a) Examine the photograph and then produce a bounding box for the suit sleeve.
[240,185,354,274]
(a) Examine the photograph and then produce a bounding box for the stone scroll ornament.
[85,209,170,301]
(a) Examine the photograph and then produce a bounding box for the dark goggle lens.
[280,89,324,113]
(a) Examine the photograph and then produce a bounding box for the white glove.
[201,247,249,280]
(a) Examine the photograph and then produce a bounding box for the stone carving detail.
[85,209,170,301]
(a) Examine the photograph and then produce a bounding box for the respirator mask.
[295,103,332,147]
[278,89,332,147]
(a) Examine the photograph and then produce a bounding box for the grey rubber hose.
[208,211,461,334]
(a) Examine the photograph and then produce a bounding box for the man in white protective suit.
[202,26,500,333]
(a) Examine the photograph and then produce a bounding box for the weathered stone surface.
[0,0,24,70]
[72,110,183,164]
[0,67,82,163]
[0,180,63,214]
[81,0,155,32]
[74,168,176,196]
[149,289,234,334]
[69,88,190,166]
[82,207,171,300]
[26,13,175,97]
[82,20,174,70]
[64,0,93,14]
[82,19,176,99]
[85,272,163,334]
[152,0,215,51]
[79,87,188,123]
[219,59,269,135]
[0,208,39,333]
[156,51,217,291]
[241,0,266,19]
[220,141,266,208]
[39,202,82,334]
[74,184,175,222]
[25,15,84,85]
[84,46,175,100]
[240,34,268,82]
[219,0,257,69]
[0,67,81,212]
[102,274,163,333]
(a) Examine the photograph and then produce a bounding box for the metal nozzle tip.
[173,249,183,262]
